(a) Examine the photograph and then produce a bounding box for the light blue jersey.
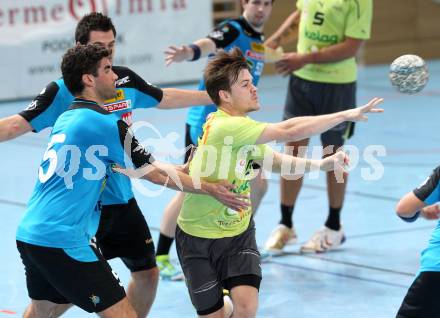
[19,66,163,205]
[17,99,154,250]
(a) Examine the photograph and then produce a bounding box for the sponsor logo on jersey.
[104,89,125,103]
[115,76,130,86]
[103,100,131,113]
[304,28,339,44]
[246,50,265,61]
[251,42,265,53]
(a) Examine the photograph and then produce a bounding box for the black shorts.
[95,198,156,272]
[396,271,440,318]
[17,240,125,313]
[283,74,356,147]
[175,221,261,315]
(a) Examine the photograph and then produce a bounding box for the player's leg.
[229,285,259,318]
[156,123,200,280]
[96,199,159,317]
[300,81,356,253]
[222,222,261,318]
[23,301,72,318]
[98,298,136,318]
[156,192,186,280]
[265,75,315,253]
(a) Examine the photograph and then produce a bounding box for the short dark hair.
[204,48,250,106]
[75,12,116,44]
[61,44,111,95]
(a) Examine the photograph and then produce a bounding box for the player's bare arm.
[256,97,383,144]
[158,88,212,109]
[275,37,364,76]
[164,38,216,66]
[0,115,32,142]
[265,10,300,49]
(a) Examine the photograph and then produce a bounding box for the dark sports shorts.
[396,271,440,317]
[95,198,156,272]
[17,240,125,313]
[283,74,356,147]
[175,221,262,315]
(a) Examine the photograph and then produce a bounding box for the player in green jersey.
[264,0,373,254]
[175,48,382,318]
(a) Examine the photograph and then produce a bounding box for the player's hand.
[421,204,440,220]
[345,97,384,122]
[320,151,349,177]
[207,180,250,211]
[275,52,306,76]
[176,146,196,174]
[264,37,280,50]
[164,45,193,66]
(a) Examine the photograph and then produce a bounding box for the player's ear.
[82,73,95,88]
[219,90,231,104]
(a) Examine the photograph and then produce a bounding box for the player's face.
[88,30,116,61]
[95,57,118,101]
[229,69,260,113]
[242,0,273,28]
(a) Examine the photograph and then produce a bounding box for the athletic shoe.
[156,254,184,281]
[300,226,346,253]
[264,224,297,254]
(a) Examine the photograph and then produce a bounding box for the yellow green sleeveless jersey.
[177,109,274,239]
[294,0,373,83]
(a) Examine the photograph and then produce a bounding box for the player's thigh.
[318,81,356,147]
[283,75,318,120]
[98,297,136,318]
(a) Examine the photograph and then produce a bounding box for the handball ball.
[389,54,429,94]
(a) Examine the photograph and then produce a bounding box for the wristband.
[189,44,201,61]
[399,211,420,223]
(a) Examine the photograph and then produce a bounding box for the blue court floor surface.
[1,60,440,317]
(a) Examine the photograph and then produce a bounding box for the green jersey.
[295,0,372,83]
[177,109,273,239]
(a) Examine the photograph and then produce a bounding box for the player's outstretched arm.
[258,150,348,176]
[0,114,32,142]
[164,38,216,66]
[113,162,249,211]
[256,97,383,144]
[265,10,300,49]
[158,88,212,109]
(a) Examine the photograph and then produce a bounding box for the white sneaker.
[264,224,297,254]
[300,226,346,253]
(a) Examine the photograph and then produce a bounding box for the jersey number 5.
[313,12,325,26]
[39,134,66,183]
